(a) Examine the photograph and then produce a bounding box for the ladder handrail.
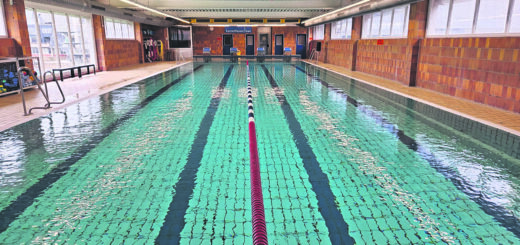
[43,71,65,106]
[18,66,51,115]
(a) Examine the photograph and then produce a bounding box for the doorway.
[274,34,284,55]
[296,34,307,59]
[259,34,269,54]
[223,35,233,55]
[246,34,255,55]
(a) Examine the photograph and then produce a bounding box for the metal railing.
[308,48,319,63]
[18,67,66,116]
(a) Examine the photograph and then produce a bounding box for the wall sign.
[225,27,252,33]
[377,39,384,45]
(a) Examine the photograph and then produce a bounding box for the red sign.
[377,39,384,45]
[309,37,313,41]
[217,37,222,41]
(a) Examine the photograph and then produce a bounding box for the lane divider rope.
[246,61,268,245]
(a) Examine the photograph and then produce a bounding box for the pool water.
[0,62,519,244]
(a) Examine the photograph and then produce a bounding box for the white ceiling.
[95,0,358,19]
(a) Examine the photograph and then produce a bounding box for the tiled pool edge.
[302,61,520,161]
[0,61,192,133]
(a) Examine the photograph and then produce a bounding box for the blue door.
[296,34,307,59]
[274,34,283,55]
[223,35,233,55]
[246,34,254,55]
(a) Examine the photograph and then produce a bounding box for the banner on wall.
[225,27,252,33]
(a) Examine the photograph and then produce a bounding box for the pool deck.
[0,61,189,132]
[302,60,520,136]
[0,60,519,136]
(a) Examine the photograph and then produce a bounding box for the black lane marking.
[293,63,520,237]
[0,65,204,234]
[261,65,355,245]
[156,65,234,244]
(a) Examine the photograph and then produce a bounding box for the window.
[511,0,520,33]
[168,26,191,48]
[0,1,7,37]
[104,17,134,40]
[362,4,410,39]
[331,18,352,39]
[427,0,520,36]
[25,7,96,72]
[314,24,324,40]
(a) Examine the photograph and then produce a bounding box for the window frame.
[426,0,520,37]
[24,4,97,73]
[313,24,325,40]
[0,0,8,37]
[331,18,352,40]
[104,17,135,40]
[361,4,410,39]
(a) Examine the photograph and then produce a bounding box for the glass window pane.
[427,0,450,35]
[314,24,324,40]
[128,23,134,39]
[475,0,509,33]
[509,0,520,33]
[68,16,84,65]
[0,1,7,36]
[362,14,372,38]
[391,6,406,36]
[346,18,352,39]
[114,21,122,39]
[370,12,382,37]
[121,23,129,39]
[54,13,73,67]
[37,11,59,70]
[448,0,477,35]
[380,9,392,37]
[81,17,95,64]
[25,9,39,55]
[105,18,115,39]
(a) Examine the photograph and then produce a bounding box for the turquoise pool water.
[0,62,519,244]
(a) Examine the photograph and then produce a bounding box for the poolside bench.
[53,64,96,81]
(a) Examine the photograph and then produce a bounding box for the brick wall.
[93,14,142,71]
[104,40,141,69]
[271,26,307,55]
[192,26,259,55]
[356,39,415,85]
[417,37,520,112]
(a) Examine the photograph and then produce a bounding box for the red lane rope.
[247,61,268,244]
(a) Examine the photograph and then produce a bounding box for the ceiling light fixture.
[120,0,190,24]
[301,0,370,25]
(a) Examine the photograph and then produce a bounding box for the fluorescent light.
[302,0,370,24]
[120,0,190,24]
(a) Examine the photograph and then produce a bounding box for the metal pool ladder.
[18,67,65,116]
[308,48,319,63]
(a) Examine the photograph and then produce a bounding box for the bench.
[53,64,96,81]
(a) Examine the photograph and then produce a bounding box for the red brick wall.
[417,37,520,112]
[104,40,141,69]
[355,1,427,86]
[192,26,260,55]
[93,14,142,71]
[271,26,307,55]
[309,23,330,63]
[356,39,415,84]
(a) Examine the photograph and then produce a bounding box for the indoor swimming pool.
[0,61,519,244]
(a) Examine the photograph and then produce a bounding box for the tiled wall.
[417,37,520,113]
